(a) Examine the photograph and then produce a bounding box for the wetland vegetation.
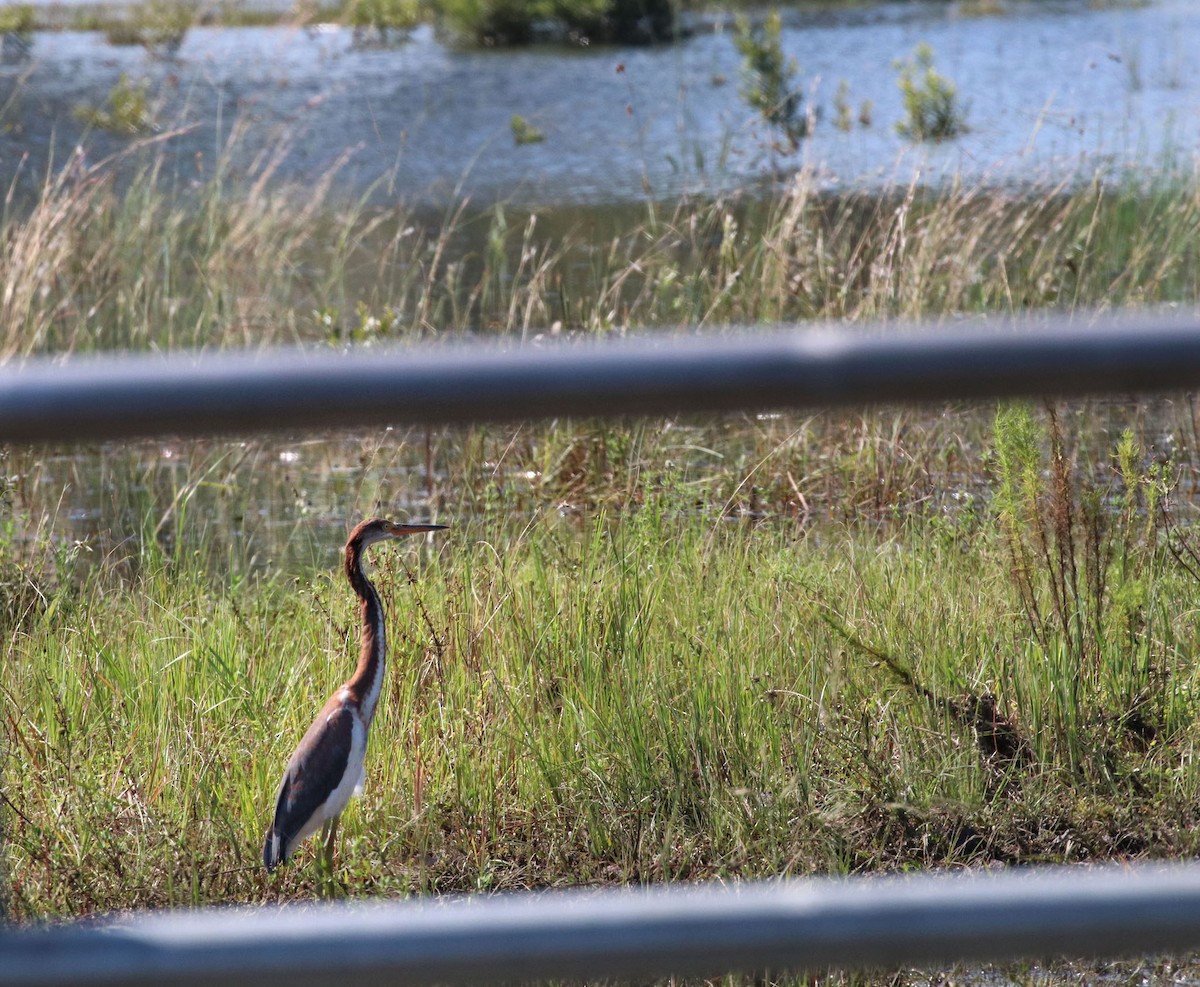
[5,121,1200,918]
[5,2,1200,983]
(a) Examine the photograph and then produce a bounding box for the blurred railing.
[3,311,1200,444]
[6,863,1200,986]
[5,311,1200,985]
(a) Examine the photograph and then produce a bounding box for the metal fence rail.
[6,863,1200,987]
[4,311,1200,444]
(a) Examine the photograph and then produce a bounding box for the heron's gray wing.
[263,703,354,869]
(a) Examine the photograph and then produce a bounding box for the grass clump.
[894,43,968,142]
[0,3,32,33]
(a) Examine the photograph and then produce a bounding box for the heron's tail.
[263,827,285,871]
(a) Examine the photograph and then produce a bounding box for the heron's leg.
[322,816,339,872]
[313,818,341,899]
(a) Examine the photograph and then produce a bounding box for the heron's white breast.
[318,708,368,822]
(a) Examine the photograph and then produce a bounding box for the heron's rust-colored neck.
[342,535,387,727]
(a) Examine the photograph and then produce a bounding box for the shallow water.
[14,389,1197,589]
[15,429,447,579]
[3,0,1199,207]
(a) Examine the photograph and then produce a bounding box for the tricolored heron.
[263,517,447,872]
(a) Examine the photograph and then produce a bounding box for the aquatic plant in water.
[733,11,806,151]
[73,74,157,135]
[894,43,968,142]
[511,114,546,145]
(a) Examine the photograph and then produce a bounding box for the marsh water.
[14,392,1195,587]
[4,0,1200,207]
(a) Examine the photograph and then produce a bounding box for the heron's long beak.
[386,522,448,537]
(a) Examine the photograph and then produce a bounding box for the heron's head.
[350,517,448,550]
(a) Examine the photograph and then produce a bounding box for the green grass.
[6,114,1200,980]
[7,403,1200,918]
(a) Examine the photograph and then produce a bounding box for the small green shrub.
[894,42,967,142]
[438,0,551,45]
[74,74,156,135]
[510,114,545,145]
[437,0,673,45]
[993,405,1166,675]
[733,10,805,150]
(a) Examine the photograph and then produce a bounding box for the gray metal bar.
[5,863,1200,986]
[2,312,1200,444]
